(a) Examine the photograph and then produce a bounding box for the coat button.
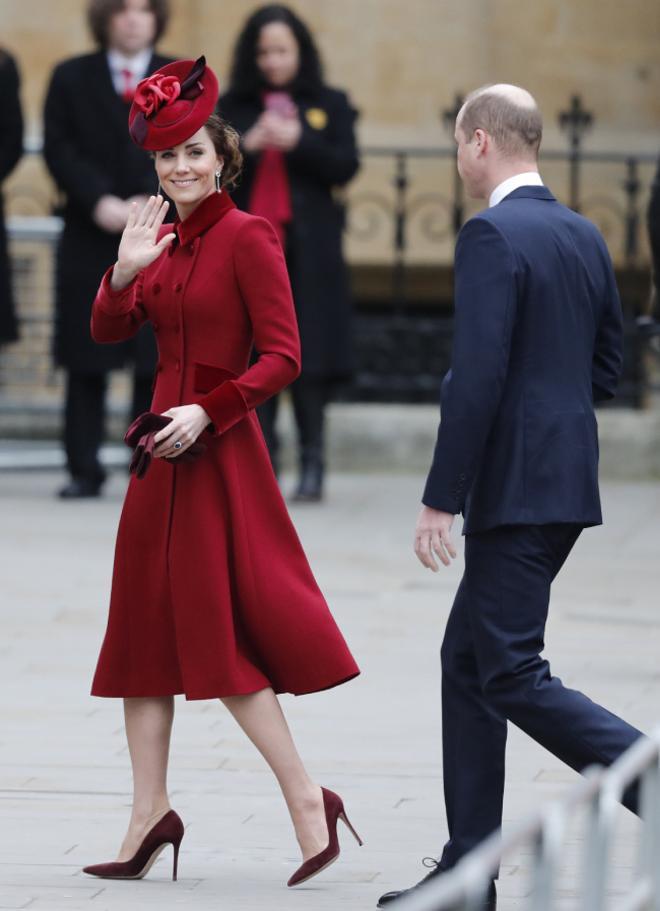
[152,282,161,294]
[152,321,159,331]
[187,244,195,256]
[174,282,183,292]
[175,360,181,372]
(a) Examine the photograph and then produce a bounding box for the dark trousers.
[257,375,329,470]
[63,370,152,485]
[648,176,660,303]
[439,523,644,870]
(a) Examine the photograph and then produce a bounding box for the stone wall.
[4,0,660,148]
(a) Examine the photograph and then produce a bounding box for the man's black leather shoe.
[57,478,103,499]
[377,859,496,909]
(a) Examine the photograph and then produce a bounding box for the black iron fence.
[341,95,658,406]
[344,142,656,407]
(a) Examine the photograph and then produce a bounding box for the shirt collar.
[172,191,236,247]
[107,47,152,78]
[489,171,544,207]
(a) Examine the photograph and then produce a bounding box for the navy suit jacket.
[422,185,623,535]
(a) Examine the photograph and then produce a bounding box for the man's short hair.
[459,86,543,159]
[87,0,170,48]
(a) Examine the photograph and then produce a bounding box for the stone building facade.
[1,0,659,427]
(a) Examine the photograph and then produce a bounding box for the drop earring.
[156,180,163,197]
[215,168,223,193]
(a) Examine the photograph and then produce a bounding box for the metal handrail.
[360,146,658,165]
[6,214,62,242]
[391,727,660,911]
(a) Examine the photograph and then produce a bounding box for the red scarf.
[247,92,293,249]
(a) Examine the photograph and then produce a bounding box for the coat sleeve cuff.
[94,265,140,316]
[421,493,462,515]
[422,472,463,514]
[197,381,249,436]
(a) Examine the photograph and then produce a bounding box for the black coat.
[0,50,23,344]
[219,85,359,379]
[43,50,172,373]
[648,159,660,313]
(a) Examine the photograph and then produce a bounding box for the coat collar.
[172,190,236,246]
[500,185,556,203]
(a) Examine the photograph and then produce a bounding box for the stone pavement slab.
[1,470,659,910]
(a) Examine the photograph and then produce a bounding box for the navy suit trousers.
[439,523,643,870]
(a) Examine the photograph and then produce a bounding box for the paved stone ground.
[2,468,659,911]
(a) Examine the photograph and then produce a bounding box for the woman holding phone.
[220,4,360,502]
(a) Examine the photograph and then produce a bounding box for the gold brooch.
[306,107,328,130]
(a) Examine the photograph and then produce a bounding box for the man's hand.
[414,506,457,571]
[93,194,131,234]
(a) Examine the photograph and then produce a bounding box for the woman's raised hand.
[112,196,175,289]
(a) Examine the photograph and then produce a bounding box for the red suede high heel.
[82,809,185,881]
[287,787,363,887]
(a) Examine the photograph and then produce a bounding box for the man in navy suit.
[378,84,644,911]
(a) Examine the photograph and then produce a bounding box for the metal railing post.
[558,94,594,213]
[623,156,642,267]
[583,776,619,911]
[392,151,408,314]
[441,93,465,240]
[638,733,660,911]
[531,806,565,910]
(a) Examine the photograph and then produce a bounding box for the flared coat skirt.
[91,410,359,699]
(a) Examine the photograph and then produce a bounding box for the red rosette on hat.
[128,55,219,150]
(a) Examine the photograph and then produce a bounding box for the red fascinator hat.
[128,55,219,150]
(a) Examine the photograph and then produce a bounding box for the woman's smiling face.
[154,127,222,218]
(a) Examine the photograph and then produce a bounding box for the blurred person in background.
[220,4,360,502]
[43,0,172,499]
[0,48,23,348]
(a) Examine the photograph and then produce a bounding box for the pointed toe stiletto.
[287,787,363,887]
[82,809,185,881]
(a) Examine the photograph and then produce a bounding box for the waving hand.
[112,195,175,290]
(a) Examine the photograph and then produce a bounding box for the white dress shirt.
[489,171,544,208]
[107,48,153,96]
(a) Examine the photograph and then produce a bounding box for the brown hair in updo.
[204,114,243,190]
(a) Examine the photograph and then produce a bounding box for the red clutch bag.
[124,412,206,479]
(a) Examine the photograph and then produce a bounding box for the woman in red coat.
[82,57,361,889]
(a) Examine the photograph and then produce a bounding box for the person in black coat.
[0,49,23,346]
[43,0,173,498]
[220,4,360,502]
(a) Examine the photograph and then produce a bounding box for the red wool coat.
[89,190,359,699]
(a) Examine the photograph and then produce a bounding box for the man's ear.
[474,129,489,157]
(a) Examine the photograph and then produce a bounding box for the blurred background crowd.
[1,0,660,501]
